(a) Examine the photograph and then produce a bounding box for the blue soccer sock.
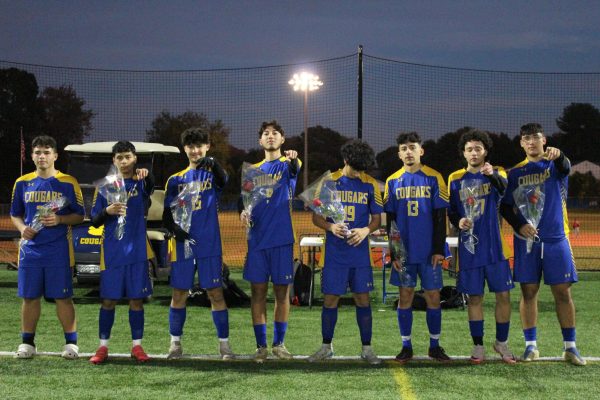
[253,324,267,348]
[496,321,510,343]
[397,307,413,348]
[129,309,145,341]
[356,305,373,346]
[469,320,484,346]
[99,307,115,342]
[322,306,338,344]
[561,327,576,349]
[523,327,537,347]
[426,307,442,348]
[64,331,78,345]
[169,306,187,338]
[273,321,287,346]
[212,309,229,340]
[21,332,35,347]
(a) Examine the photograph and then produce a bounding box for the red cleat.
[90,346,109,364]
[131,345,150,362]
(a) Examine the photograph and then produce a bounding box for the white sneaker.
[272,344,293,360]
[360,345,382,365]
[493,340,516,364]
[307,344,333,362]
[470,344,485,365]
[167,341,183,359]
[219,341,236,360]
[61,343,79,360]
[15,343,36,359]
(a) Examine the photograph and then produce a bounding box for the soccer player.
[384,132,451,363]
[10,135,85,359]
[500,123,585,366]
[447,129,516,364]
[163,127,234,359]
[307,140,383,365]
[89,141,155,364]
[240,120,301,362]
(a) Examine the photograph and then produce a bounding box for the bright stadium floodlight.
[288,72,323,190]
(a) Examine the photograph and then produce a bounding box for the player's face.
[184,143,210,164]
[398,142,423,166]
[32,146,58,171]
[113,151,137,175]
[259,126,284,151]
[520,133,546,158]
[463,140,487,168]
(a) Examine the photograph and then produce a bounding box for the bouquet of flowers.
[513,184,545,253]
[94,165,133,240]
[241,162,282,237]
[388,219,410,285]
[170,181,199,259]
[298,170,347,236]
[460,179,483,254]
[20,196,70,249]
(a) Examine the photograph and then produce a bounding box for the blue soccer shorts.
[457,260,514,295]
[100,261,153,300]
[321,265,374,296]
[243,244,294,285]
[389,262,443,291]
[18,265,73,299]
[513,236,578,285]
[170,255,223,290]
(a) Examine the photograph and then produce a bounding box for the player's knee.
[207,288,225,304]
[129,299,144,310]
[469,295,483,306]
[552,288,572,305]
[424,290,440,306]
[171,289,189,306]
[353,293,370,308]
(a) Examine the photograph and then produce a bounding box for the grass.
[0,266,599,399]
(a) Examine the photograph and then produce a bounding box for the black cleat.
[428,346,451,362]
[395,346,413,364]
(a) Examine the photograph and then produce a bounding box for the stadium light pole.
[288,72,323,190]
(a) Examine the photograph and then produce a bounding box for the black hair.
[340,139,375,172]
[258,120,284,137]
[458,129,493,154]
[520,123,544,137]
[181,127,210,146]
[396,132,422,145]
[31,135,57,151]
[112,140,136,156]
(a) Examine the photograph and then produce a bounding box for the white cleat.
[15,343,36,359]
[219,341,236,360]
[307,344,334,362]
[361,345,382,365]
[61,343,79,360]
[167,341,183,359]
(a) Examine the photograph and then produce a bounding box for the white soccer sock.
[132,339,142,346]
[171,335,181,342]
[99,339,109,347]
[564,341,576,349]
[525,340,537,347]
[218,338,229,342]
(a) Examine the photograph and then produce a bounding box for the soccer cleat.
[131,345,150,362]
[521,345,539,362]
[254,346,269,363]
[61,343,79,360]
[219,341,236,360]
[167,341,183,359]
[307,344,334,362]
[394,346,413,364]
[89,346,109,364]
[563,347,587,366]
[272,344,293,360]
[14,343,36,359]
[493,341,517,364]
[360,345,382,365]
[428,346,452,362]
[470,344,485,365]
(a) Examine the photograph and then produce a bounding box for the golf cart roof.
[64,142,180,154]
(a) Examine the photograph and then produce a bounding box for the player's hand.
[480,162,494,176]
[106,203,126,216]
[459,217,473,230]
[240,210,251,227]
[134,168,149,180]
[197,156,215,170]
[519,224,538,239]
[172,225,191,242]
[20,226,38,240]
[431,254,444,267]
[40,213,61,227]
[391,260,403,272]
[330,223,348,239]
[284,150,298,161]
[543,147,561,161]
[346,227,369,247]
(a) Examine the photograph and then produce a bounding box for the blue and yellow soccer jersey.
[384,165,449,265]
[91,178,153,269]
[248,157,301,251]
[10,171,85,268]
[321,170,383,269]
[448,168,510,269]
[164,167,223,261]
[502,158,570,242]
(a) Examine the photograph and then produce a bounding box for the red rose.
[529,195,538,204]
[242,180,254,192]
[466,197,475,206]
[313,199,323,207]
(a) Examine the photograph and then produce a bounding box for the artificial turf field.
[0,267,599,400]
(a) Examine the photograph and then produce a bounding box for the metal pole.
[357,44,363,140]
[303,90,309,190]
